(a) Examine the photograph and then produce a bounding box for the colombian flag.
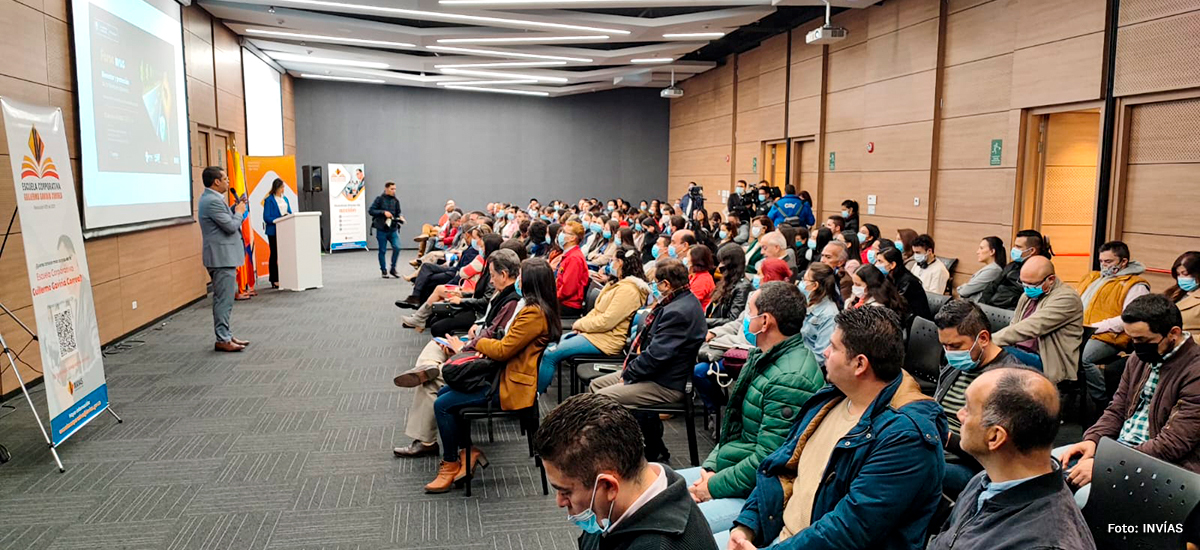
[226,146,257,298]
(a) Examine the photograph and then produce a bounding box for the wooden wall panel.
[1115,10,1200,97]
[869,0,940,38]
[825,44,867,93]
[935,169,1016,225]
[1122,164,1200,237]
[944,0,1016,67]
[0,1,48,85]
[1011,32,1104,108]
[1127,97,1200,164]
[825,87,865,133]
[864,70,936,127]
[865,18,939,82]
[863,121,934,172]
[828,8,869,53]
[935,220,1012,274]
[1119,0,1199,26]
[936,111,1019,169]
[1015,0,1105,49]
[85,237,120,285]
[787,96,821,138]
[940,54,1013,118]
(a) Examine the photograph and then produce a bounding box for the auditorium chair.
[1085,437,1200,550]
[926,291,950,317]
[903,316,942,395]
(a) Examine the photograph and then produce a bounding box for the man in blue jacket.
[767,185,814,229]
[723,306,946,550]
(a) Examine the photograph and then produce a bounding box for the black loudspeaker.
[302,165,323,192]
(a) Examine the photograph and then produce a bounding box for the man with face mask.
[933,300,1032,498]
[1075,241,1150,404]
[992,256,1084,384]
[1057,294,1200,505]
[536,393,718,550]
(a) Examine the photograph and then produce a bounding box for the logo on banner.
[22,127,60,180]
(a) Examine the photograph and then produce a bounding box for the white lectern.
[275,212,323,291]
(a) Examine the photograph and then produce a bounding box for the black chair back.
[926,292,950,316]
[1085,437,1200,549]
[584,283,601,313]
[904,316,943,393]
[978,303,1014,333]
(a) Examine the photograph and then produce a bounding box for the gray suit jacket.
[199,188,244,268]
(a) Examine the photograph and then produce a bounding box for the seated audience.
[851,264,908,320]
[527,220,550,258]
[587,220,620,268]
[707,245,752,328]
[557,221,590,318]
[539,247,650,384]
[392,249,522,460]
[1169,251,1200,341]
[1077,240,1150,403]
[981,229,1052,310]
[751,231,796,274]
[840,199,860,232]
[743,217,775,273]
[721,307,946,549]
[679,283,825,534]
[1057,294,1200,507]
[992,256,1084,383]
[928,368,1094,549]
[910,234,951,294]
[799,262,843,365]
[957,236,1006,303]
[536,393,718,550]
[402,233,501,331]
[591,259,707,462]
[425,258,559,493]
[398,224,486,306]
[838,230,863,271]
[820,241,854,302]
[895,228,918,270]
[933,300,1031,497]
[690,245,717,310]
[670,229,696,263]
[875,247,933,320]
[856,223,880,264]
[731,214,750,245]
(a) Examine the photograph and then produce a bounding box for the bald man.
[821,241,854,302]
[992,256,1084,384]
[669,229,695,262]
[927,368,1094,549]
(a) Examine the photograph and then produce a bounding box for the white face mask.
[852,285,866,298]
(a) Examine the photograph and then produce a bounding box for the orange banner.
[244,156,299,279]
[226,147,255,297]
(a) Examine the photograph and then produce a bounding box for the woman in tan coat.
[424,258,559,493]
[1168,251,1200,342]
[540,246,650,383]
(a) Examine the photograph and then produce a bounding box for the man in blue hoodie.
[722,306,946,550]
[767,185,814,229]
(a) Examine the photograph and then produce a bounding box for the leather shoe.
[231,337,250,347]
[214,341,244,352]
[454,448,489,483]
[425,461,462,494]
[394,366,439,388]
[390,269,401,279]
[393,440,439,458]
[395,297,421,309]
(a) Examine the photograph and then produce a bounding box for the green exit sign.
[828,152,836,171]
[990,139,1003,166]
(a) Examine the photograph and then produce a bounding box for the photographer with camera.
[680,182,706,220]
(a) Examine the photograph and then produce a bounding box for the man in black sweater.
[368,182,405,278]
[927,367,1094,549]
[536,394,717,550]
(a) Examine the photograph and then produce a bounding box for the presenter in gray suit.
[199,166,251,352]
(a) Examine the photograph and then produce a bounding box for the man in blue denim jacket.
[723,306,947,550]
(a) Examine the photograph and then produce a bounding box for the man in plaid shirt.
[1056,294,1200,507]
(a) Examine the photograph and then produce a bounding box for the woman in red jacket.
[556,220,589,317]
[688,245,716,309]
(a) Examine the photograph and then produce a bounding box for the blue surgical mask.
[758,194,767,202]
[651,245,661,259]
[603,264,615,277]
[867,249,877,264]
[667,245,678,258]
[663,227,672,237]
[1179,276,1198,293]
[720,230,729,240]
[607,206,615,212]
[1023,282,1046,300]
[471,240,483,252]
[841,210,850,218]
[567,475,614,534]
[634,224,643,232]
[602,230,612,240]
[542,215,552,222]
[857,233,866,243]
[808,239,817,250]
[799,281,812,299]
[682,257,690,268]
[1011,247,1026,263]
[913,253,928,264]
[545,234,551,244]
[895,241,904,253]
[557,232,568,247]
[651,281,662,298]
[751,275,761,289]
[515,279,523,297]
[742,314,762,347]
[944,335,981,372]
[591,223,603,234]
[876,263,889,275]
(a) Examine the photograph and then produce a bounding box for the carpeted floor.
[0,250,714,550]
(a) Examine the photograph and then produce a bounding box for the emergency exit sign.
[990,139,1003,166]
[829,152,836,171]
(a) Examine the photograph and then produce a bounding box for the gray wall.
[294,81,669,248]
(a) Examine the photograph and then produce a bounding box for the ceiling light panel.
[246,28,416,48]
[269,51,389,68]
[630,58,674,64]
[276,0,631,35]
[300,73,385,83]
[437,35,609,44]
[427,45,592,63]
[442,85,551,97]
[662,32,726,39]
[439,67,568,83]
[435,79,540,86]
[434,61,568,69]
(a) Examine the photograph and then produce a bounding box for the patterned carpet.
[0,251,714,550]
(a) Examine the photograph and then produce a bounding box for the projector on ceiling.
[661,86,684,99]
[806,25,847,45]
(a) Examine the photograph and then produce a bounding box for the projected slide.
[73,0,192,233]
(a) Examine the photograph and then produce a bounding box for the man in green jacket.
[678,282,826,534]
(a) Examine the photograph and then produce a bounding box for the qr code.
[54,308,77,358]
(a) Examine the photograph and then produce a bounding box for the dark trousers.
[267,234,279,283]
[430,309,476,339]
[412,263,456,301]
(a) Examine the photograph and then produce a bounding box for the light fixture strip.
[269,52,389,69]
[300,73,385,83]
[276,0,631,35]
[427,45,591,63]
[630,58,674,64]
[440,67,568,83]
[434,61,568,69]
[246,28,415,48]
[662,32,726,39]
[436,79,540,86]
[442,85,550,97]
[437,35,608,44]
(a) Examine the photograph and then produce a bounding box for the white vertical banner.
[327,163,367,251]
[1,98,108,446]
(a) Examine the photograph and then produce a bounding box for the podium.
[276,212,323,291]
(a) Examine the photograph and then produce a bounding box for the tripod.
[0,207,121,472]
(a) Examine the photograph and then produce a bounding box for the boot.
[425,460,462,494]
[408,302,434,327]
[454,448,489,482]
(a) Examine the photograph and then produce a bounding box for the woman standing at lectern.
[261,178,292,289]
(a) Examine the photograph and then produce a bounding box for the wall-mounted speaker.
[302,165,324,193]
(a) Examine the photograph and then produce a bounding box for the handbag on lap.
[441,352,503,393]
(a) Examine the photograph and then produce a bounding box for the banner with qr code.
[2,98,108,446]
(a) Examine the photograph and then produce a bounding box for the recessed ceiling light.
[269,51,389,68]
[437,35,609,44]
[276,0,631,35]
[434,61,568,69]
[440,67,568,83]
[630,58,674,64]
[436,79,540,86]
[442,85,550,97]
[300,73,385,84]
[246,28,416,48]
[662,32,726,39]
[427,45,592,63]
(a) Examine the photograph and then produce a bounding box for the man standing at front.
[199,166,250,353]
[368,181,405,279]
